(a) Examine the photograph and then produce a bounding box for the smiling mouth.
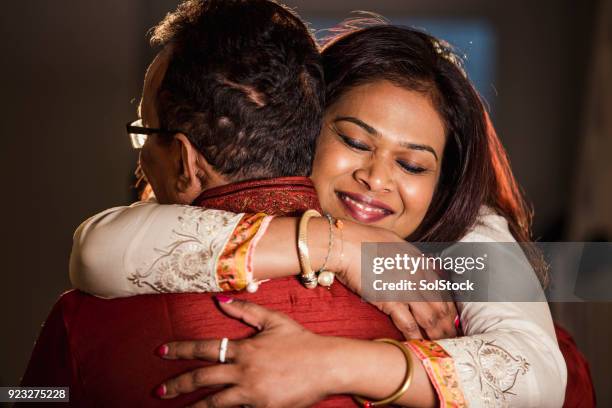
[336,191,394,223]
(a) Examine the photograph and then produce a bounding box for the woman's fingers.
[375,301,423,339]
[159,365,238,399]
[375,299,457,340]
[216,296,293,331]
[410,264,458,339]
[444,301,459,335]
[155,300,321,406]
[409,301,457,340]
[162,338,236,361]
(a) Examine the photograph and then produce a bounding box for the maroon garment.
[555,324,596,408]
[192,176,320,216]
[21,177,402,407]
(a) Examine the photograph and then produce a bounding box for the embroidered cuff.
[127,207,243,294]
[216,213,271,291]
[406,340,467,408]
[435,336,532,407]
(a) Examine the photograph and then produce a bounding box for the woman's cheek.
[331,151,358,175]
[398,177,437,234]
[415,177,437,212]
[313,140,353,184]
[312,144,358,216]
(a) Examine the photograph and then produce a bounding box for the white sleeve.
[435,207,567,407]
[69,200,244,299]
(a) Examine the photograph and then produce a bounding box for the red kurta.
[21,176,594,407]
[21,177,402,407]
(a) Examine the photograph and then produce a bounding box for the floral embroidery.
[437,337,530,407]
[127,207,243,293]
[216,213,270,291]
[193,177,321,217]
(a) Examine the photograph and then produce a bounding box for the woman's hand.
[337,222,459,340]
[156,297,343,408]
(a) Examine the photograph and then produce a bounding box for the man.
[21,1,405,406]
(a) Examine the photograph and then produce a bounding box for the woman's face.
[311,80,446,238]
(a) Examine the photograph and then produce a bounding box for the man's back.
[22,178,402,407]
[22,282,402,407]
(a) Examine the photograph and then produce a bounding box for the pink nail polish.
[454,316,461,329]
[155,384,166,398]
[156,344,168,357]
[216,294,234,304]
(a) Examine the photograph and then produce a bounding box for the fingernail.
[156,344,168,357]
[215,294,234,304]
[155,384,166,398]
[454,316,461,329]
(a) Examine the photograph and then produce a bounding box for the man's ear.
[174,134,227,201]
[174,133,204,195]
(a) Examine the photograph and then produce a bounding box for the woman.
[71,25,566,407]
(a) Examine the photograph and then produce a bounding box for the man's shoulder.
[54,290,218,320]
[45,290,93,331]
[54,289,94,311]
[57,289,87,301]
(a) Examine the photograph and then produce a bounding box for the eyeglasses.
[126,119,182,149]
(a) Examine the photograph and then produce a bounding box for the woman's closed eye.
[338,132,428,174]
[396,160,427,174]
[338,133,371,151]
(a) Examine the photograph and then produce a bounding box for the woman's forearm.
[253,216,401,280]
[71,202,357,297]
[71,201,401,298]
[70,202,244,297]
[322,337,436,408]
[252,217,340,280]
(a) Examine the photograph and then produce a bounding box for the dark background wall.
[1,0,608,405]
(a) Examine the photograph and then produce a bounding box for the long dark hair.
[321,24,548,285]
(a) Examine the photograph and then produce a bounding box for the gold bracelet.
[353,338,414,407]
[315,214,336,288]
[297,209,322,288]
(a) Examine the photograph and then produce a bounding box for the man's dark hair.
[151,0,324,180]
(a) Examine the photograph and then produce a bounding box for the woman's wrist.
[252,216,336,281]
[306,216,344,273]
[314,335,437,408]
[316,336,409,398]
[252,216,402,283]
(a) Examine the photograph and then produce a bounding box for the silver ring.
[219,337,229,363]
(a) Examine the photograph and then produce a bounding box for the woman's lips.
[336,191,394,223]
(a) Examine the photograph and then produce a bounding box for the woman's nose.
[353,157,394,193]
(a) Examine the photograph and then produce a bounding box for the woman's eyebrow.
[333,115,439,162]
[401,142,439,161]
[334,116,377,134]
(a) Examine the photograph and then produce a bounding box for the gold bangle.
[297,209,322,288]
[315,214,336,288]
[353,338,414,407]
